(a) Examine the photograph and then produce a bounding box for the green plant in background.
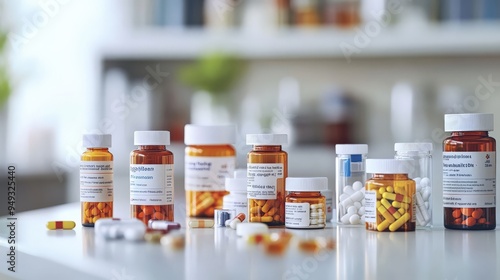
[179,52,244,101]
[0,21,10,108]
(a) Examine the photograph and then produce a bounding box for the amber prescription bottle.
[80,134,113,227]
[394,142,433,228]
[130,131,174,224]
[365,159,416,232]
[184,124,236,218]
[247,134,288,226]
[443,113,496,230]
[285,177,328,229]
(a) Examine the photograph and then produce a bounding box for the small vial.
[246,134,288,226]
[443,113,496,230]
[223,169,248,222]
[130,131,174,225]
[80,134,113,227]
[285,177,328,229]
[184,125,236,218]
[365,159,416,232]
[335,144,368,226]
[394,142,433,228]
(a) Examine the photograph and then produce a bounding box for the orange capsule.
[461,208,474,217]
[452,209,462,219]
[143,206,154,215]
[462,217,476,227]
[471,209,483,219]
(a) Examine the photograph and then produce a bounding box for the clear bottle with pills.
[285,177,328,229]
[365,159,416,232]
[130,131,174,225]
[443,113,496,230]
[184,124,236,218]
[80,134,113,227]
[335,144,368,226]
[394,143,433,228]
[223,169,248,222]
[247,134,288,226]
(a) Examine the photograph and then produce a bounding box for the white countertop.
[1,201,500,280]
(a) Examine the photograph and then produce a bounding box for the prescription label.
[443,152,496,208]
[130,164,174,205]
[364,190,377,223]
[185,156,235,191]
[285,203,310,228]
[247,163,284,200]
[80,161,113,202]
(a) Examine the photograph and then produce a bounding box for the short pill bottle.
[285,177,328,229]
[335,144,368,226]
[80,134,113,227]
[246,134,288,226]
[394,143,433,228]
[365,159,416,232]
[443,113,496,230]
[130,131,174,225]
[184,125,236,218]
[223,169,248,222]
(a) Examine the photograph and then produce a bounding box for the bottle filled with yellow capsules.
[365,159,416,232]
[247,134,288,226]
[184,124,236,218]
[80,134,113,227]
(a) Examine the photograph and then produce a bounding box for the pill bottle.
[285,177,328,229]
[130,131,174,225]
[443,113,496,230]
[80,134,113,227]
[223,169,248,221]
[247,134,288,226]
[184,124,236,218]
[394,143,433,228]
[365,159,416,232]
[335,144,368,226]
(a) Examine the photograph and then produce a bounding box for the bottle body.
[285,191,326,229]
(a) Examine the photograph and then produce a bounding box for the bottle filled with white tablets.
[285,177,328,229]
[335,144,368,226]
[394,143,433,228]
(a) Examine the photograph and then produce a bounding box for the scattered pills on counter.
[148,220,181,231]
[144,231,165,243]
[95,218,146,240]
[188,219,214,228]
[236,222,269,237]
[227,213,246,229]
[161,233,185,250]
[46,221,76,230]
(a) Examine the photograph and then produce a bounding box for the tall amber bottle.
[130,131,174,224]
[247,134,288,226]
[184,124,236,218]
[443,113,496,230]
[80,134,113,227]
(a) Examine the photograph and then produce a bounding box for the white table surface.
[1,200,500,280]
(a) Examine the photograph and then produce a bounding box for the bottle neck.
[289,191,322,197]
[451,131,489,137]
[86,148,109,152]
[253,145,282,152]
[138,145,166,150]
[372,174,409,180]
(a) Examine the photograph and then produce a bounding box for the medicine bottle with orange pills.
[285,177,328,229]
[246,134,288,226]
[443,113,496,230]
[365,159,416,232]
[80,134,113,227]
[184,124,236,218]
[130,131,174,225]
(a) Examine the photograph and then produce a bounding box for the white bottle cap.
[83,134,112,148]
[225,169,247,193]
[134,131,170,145]
[444,113,494,132]
[236,222,269,237]
[366,159,412,174]
[394,143,433,152]
[335,144,368,155]
[184,124,236,145]
[285,177,328,192]
[246,134,288,145]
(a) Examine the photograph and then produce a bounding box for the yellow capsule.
[398,207,406,215]
[377,206,395,223]
[261,200,274,213]
[377,220,391,231]
[378,187,386,194]
[392,201,409,209]
[194,197,215,216]
[394,186,407,195]
[46,221,76,230]
[250,216,273,223]
[389,213,411,232]
[383,192,411,204]
[256,200,266,207]
[250,206,261,214]
[381,198,401,219]
[188,219,214,228]
[386,186,394,193]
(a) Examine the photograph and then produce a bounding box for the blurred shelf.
[101,22,500,61]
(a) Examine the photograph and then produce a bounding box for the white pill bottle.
[335,144,368,225]
[394,143,433,228]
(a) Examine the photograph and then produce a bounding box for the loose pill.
[148,220,181,230]
[124,226,146,242]
[144,231,164,243]
[188,219,214,228]
[161,234,185,250]
[298,239,320,254]
[46,221,76,230]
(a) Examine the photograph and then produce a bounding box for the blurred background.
[1,0,500,222]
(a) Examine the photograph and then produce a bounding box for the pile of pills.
[338,181,365,225]
[310,203,326,227]
[132,205,173,224]
[375,186,413,232]
[82,202,113,224]
[452,208,489,226]
[249,197,283,223]
[414,177,431,226]
[188,191,225,217]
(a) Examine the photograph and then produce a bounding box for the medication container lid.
[366,159,412,174]
[184,124,236,145]
[225,169,247,192]
[134,131,170,145]
[246,134,288,145]
[285,177,328,192]
[394,143,433,153]
[83,134,112,148]
[335,144,368,155]
[444,113,494,132]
